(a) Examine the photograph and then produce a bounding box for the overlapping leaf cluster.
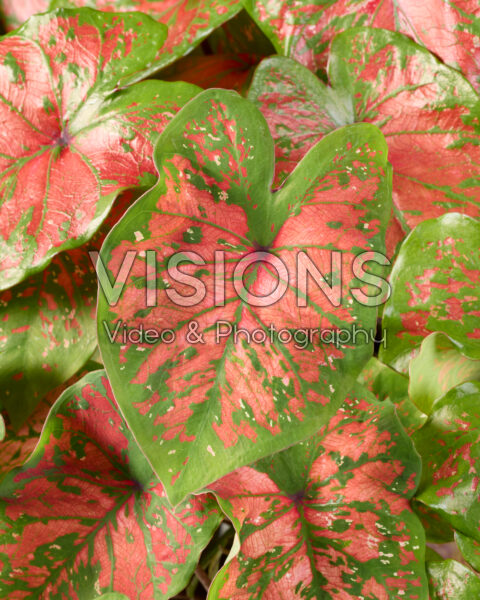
[0,1,478,598]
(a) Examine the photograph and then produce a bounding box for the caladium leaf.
[207,383,427,599]
[0,8,204,291]
[0,363,98,481]
[3,0,244,65]
[98,88,392,504]
[359,357,426,434]
[428,559,480,600]
[413,381,480,542]
[248,56,354,189]
[0,247,97,428]
[246,1,480,90]
[329,28,480,231]
[409,333,480,415]
[249,28,480,231]
[0,370,222,599]
[245,0,395,75]
[0,191,143,429]
[381,214,480,368]
[392,1,480,93]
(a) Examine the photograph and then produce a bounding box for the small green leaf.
[413,382,480,541]
[359,357,427,434]
[428,559,480,599]
[409,333,480,415]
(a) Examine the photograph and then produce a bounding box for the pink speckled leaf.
[208,383,427,599]
[0,191,139,429]
[0,370,222,599]
[381,214,480,367]
[0,8,202,290]
[246,0,480,90]
[1,0,243,66]
[249,28,480,232]
[245,0,395,75]
[97,89,392,504]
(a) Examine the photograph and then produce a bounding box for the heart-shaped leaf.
[428,559,480,600]
[249,27,480,231]
[0,8,204,291]
[98,88,391,504]
[409,333,480,415]
[0,370,222,599]
[207,383,427,599]
[381,213,480,367]
[0,191,140,428]
[246,0,480,91]
[413,381,480,542]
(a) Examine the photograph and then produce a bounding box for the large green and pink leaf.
[207,383,427,599]
[97,88,392,504]
[380,214,480,367]
[413,381,480,542]
[0,191,137,429]
[409,333,480,415]
[249,29,480,231]
[245,0,480,90]
[0,8,204,291]
[248,56,354,189]
[0,370,222,599]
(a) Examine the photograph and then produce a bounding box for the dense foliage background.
[0,1,479,599]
